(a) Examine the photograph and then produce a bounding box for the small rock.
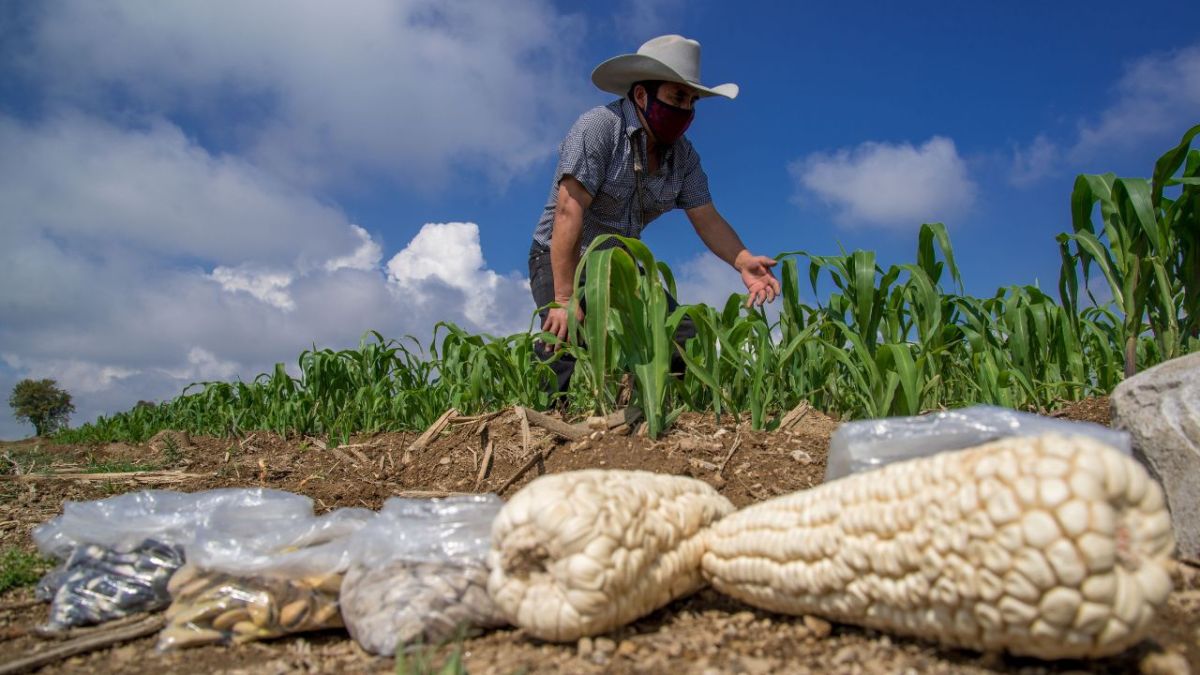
[832,646,858,666]
[732,611,755,626]
[576,637,593,657]
[110,645,137,663]
[594,637,616,654]
[803,615,832,638]
[790,449,813,465]
[737,656,774,675]
[666,642,684,657]
[1111,352,1200,558]
[617,640,638,657]
[438,456,452,465]
[1138,649,1190,675]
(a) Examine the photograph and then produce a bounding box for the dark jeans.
[529,242,696,394]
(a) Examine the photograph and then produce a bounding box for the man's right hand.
[542,302,585,352]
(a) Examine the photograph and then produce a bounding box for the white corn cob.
[488,469,735,641]
[702,433,1175,660]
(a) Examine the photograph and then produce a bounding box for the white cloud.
[673,254,747,310]
[1009,134,1060,187]
[1,354,138,395]
[387,223,533,333]
[1009,43,1200,185]
[791,137,977,230]
[325,225,382,273]
[0,115,363,269]
[160,348,242,383]
[1072,45,1200,161]
[20,0,587,189]
[209,266,296,311]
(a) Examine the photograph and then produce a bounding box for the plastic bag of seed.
[340,494,506,656]
[32,488,311,631]
[158,506,373,650]
[40,539,183,628]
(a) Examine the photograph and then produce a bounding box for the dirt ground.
[1,397,1196,674]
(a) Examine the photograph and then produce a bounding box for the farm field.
[1,398,1197,674]
[0,129,1196,674]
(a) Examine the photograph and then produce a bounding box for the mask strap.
[633,130,647,235]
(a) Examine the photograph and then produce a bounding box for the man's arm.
[550,176,592,304]
[686,202,780,306]
[542,176,593,348]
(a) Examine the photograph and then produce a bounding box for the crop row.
[57,126,1199,443]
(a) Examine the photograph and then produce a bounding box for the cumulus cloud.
[17,0,587,189]
[387,223,533,333]
[209,267,296,312]
[325,225,382,273]
[790,137,977,230]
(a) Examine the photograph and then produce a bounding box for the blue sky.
[1,1,1198,438]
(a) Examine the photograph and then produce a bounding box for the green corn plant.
[1151,124,1200,343]
[1059,124,1199,376]
[573,235,690,437]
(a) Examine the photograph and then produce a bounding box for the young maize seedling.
[702,433,1174,659]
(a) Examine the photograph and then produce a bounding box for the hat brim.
[591,54,738,100]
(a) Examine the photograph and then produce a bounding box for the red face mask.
[639,91,695,146]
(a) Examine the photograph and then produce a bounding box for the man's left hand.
[736,252,780,307]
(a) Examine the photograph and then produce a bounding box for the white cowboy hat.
[591,35,739,100]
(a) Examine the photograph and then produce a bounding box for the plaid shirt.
[532,97,713,252]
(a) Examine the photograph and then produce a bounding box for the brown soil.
[0,399,1195,674]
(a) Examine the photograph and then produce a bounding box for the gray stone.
[1111,352,1200,558]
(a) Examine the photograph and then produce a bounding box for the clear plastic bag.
[340,494,506,655]
[158,507,373,650]
[33,488,312,559]
[31,488,310,630]
[825,404,1132,481]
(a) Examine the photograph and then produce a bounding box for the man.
[530,34,780,392]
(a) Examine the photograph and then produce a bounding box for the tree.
[9,379,75,437]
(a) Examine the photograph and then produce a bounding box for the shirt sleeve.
[675,143,713,210]
[553,109,614,198]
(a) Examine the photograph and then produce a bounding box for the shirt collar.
[619,97,643,138]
